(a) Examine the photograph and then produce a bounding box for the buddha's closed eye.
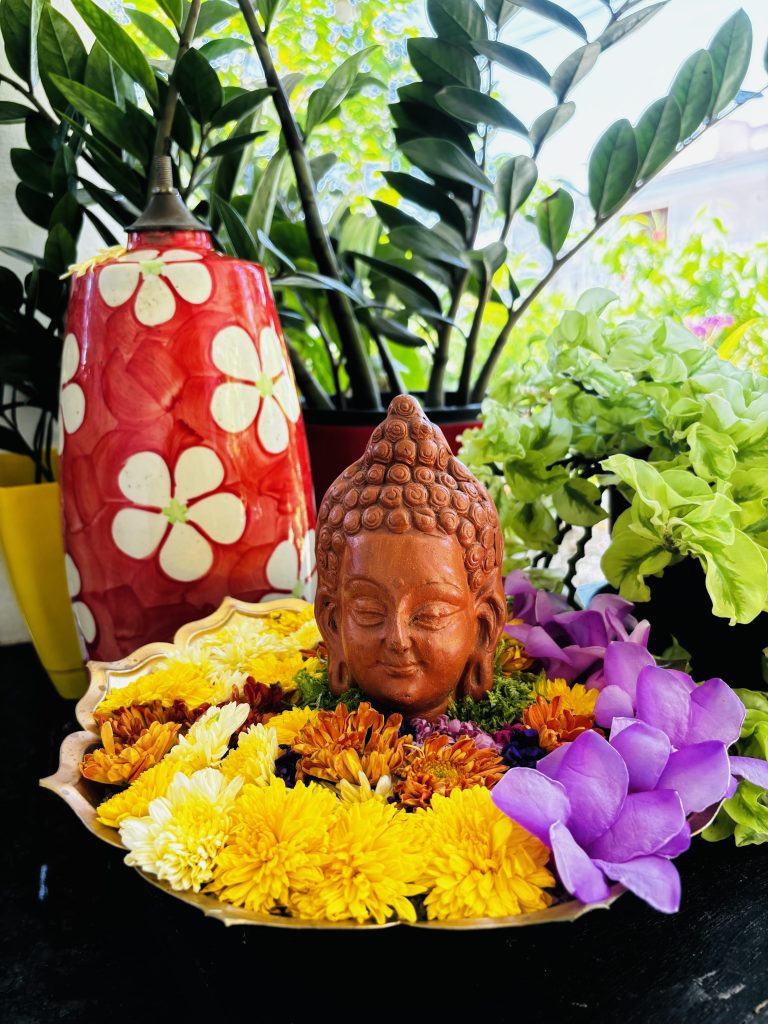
[412,603,460,630]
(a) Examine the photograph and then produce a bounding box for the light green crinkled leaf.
[696,531,768,625]
[734,688,768,715]
[506,501,558,554]
[504,457,568,502]
[575,287,617,317]
[701,806,737,843]
[601,508,673,601]
[718,781,768,847]
[552,477,607,527]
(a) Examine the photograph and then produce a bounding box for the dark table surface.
[2,641,767,1024]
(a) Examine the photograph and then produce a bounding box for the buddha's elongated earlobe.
[455,650,494,701]
[455,584,506,701]
[328,657,350,695]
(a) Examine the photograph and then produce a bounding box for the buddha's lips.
[378,660,421,676]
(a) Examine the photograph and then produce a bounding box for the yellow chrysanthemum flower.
[268,705,320,746]
[415,787,555,921]
[292,800,424,925]
[219,724,279,786]
[121,768,242,892]
[290,617,322,651]
[96,702,250,828]
[97,758,191,829]
[81,720,180,784]
[207,778,338,915]
[534,677,598,717]
[96,661,225,716]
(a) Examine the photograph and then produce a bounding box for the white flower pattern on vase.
[58,333,85,451]
[111,447,246,583]
[97,248,213,326]
[262,530,317,602]
[209,325,300,453]
[64,553,97,645]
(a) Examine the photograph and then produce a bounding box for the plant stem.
[152,0,202,162]
[296,294,344,404]
[0,72,54,121]
[236,0,381,409]
[182,124,212,200]
[284,337,334,410]
[362,313,406,396]
[457,271,492,404]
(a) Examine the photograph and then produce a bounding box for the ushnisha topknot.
[315,395,504,594]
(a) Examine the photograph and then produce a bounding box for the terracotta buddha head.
[314,396,506,720]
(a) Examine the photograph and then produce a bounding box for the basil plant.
[458,290,768,625]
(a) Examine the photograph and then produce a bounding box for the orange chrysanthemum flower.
[80,720,180,785]
[395,735,507,809]
[496,622,533,672]
[293,702,409,786]
[94,700,197,744]
[523,695,596,753]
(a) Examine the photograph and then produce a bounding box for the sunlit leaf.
[635,95,681,179]
[549,41,601,101]
[670,49,713,140]
[435,85,528,136]
[535,188,573,255]
[588,118,638,219]
[707,9,752,118]
[427,0,487,44]
[473,40,550,86]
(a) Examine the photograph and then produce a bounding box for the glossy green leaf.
[43,221,75,275]
[204,130,267,160]
[549,41,601,101]
[553,477,607,527]
[125,9,177,58]
[61,113,146,206]
[257,0,284,32]
[176,46,223,124]
[407,38,480,90]
[210,87,273,127]
[598,2,668,50]
[194,0,237,36]
[369,315,427,347]
[382,171,467,238]
[535,188,573,256]
[400,137,492,192]
[10,147,50,192]
[708,9,752,118]
[199,38,246,61]
[670,49,713,140]
[51,76,147,162]
[24,112,56,157]
[0,0,41,83]
[49,191,82,237]
[588,118,638,219]
[635,95,681,180]
[37,5,87,113]
[50,142,76,197]
[15,182,53,227]
[435,85,528,136]
[346,251,443,313]
[214,195,258,261]
[305,45,377,134]
[512,0,586,40]
[473,41,550,86]
[244,148,288,254]
[272,273,363,303]
[427,0,487,43]
[484,0,519,29]
[156,0,182,30]
[495,154,538,220]
[390,224,467,269]
[0,100,32,122]
[79,178,136,226]
[70,0,158,106]
[529,102,574,154]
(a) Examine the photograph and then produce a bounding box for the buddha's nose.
[388,613,412,652]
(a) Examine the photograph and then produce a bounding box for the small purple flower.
[410,715,499,750]
[275,747,300,787]
[497,726,546,769]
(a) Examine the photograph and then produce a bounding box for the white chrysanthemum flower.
[121,768,242,892]
[337,771,394,804]
[168,702,250,770]
[219,724,279,787]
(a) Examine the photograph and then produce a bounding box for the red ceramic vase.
[59,228,316,662]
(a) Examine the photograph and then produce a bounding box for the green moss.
[294,659,364,711]
[448,670,540,732]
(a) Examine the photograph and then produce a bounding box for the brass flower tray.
[44,595,710,931]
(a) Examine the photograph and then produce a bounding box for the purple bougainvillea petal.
[635,666,692,747]
[589,593,635,634]
[725,775,739,798]
[550,821,612,904]
[533,588,571,624]
[602,641,656,698]
[656,821,691,858]
[595,685,636,728]
[592,856,681,914]
[687,678,745,747]
[540,731,629,847]
[609,721,671,792]
[730,755,768,789]
[587,790,685,861]
[656,741,732,814]
[491,767,570,847]
[553,609,608,649]
[626,619,651,647]
[667,669,697,692]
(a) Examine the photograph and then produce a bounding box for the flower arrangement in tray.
[68,582,768,928]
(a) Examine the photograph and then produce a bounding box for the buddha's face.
[336,531,477,719]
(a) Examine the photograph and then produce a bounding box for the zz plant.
[458,290,768,626]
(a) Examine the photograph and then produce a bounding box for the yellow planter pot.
[0,453,86,698]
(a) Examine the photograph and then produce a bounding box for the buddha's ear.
[315,590,349,695]
[456,581,506,702]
